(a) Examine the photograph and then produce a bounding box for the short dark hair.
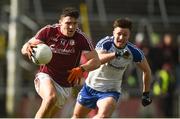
[60,7,79,19]
[113,18,132,31]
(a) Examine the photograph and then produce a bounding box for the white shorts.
[34,72,72,108]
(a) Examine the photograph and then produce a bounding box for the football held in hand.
[31,44,52,65]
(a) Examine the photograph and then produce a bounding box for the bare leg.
[49,106,61,117]
[60,96,76,118]
[34,77,58,118]
[93,97,117,118]
[72,102,91,118]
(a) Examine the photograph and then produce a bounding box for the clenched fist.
[142,92,152,107]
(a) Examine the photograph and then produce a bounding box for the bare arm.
[136,57,152,92]
[96,50,116,64]
[80,50,101,71]
[67,49,101,85]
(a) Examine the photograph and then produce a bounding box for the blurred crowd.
[123,32,179,117]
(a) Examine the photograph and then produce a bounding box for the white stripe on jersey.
[76,28,94,50]
[35,25,51,38]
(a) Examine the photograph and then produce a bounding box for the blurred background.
[0,0,179,118]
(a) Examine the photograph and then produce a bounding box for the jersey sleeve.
[34,25,51,42]
[95,36,113,52]
[127,43,145,62]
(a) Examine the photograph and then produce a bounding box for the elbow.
[21,47,26,55]
[95,58,101,69]
[21,46,27,56]
[147,67,152,75]
[144,65,152,75]
[21,43,29,56]
[144,68,152,79]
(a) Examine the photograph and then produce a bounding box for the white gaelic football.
[31,44,52,65]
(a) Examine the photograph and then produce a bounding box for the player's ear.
[59,20,62,25]
[113,29,115,36]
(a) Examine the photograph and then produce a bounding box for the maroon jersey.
[34,24,94,87]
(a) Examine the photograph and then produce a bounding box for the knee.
[72,113,81,118]
[95,113,108,118]
[43,94,58,106]
[71,114,78,119]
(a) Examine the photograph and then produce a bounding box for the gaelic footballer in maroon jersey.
[21,7,100,118]
[34,24,94,87]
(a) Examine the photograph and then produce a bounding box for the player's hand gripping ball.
[31,44,52,65]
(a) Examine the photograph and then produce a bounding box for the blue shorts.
[77,84,121,109]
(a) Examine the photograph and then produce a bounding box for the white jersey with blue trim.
[85,36,145,93]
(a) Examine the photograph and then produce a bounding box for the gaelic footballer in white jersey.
[85,36,144,93]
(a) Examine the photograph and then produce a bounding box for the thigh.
[72,101,91,118]
[34,73,57,99]
[77,85,98,109]
[97,97,117,117]
[52,80,72,108]
[72,85,97,117]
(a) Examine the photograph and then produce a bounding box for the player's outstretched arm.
[67,50,101,85]
[136,57,152,106]
[96,50,116,64]
[81,50,101,71]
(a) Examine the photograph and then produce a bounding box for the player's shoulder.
[126,42,144,62]
[46,23,60,29]
[39,24,60,31]
[97,36,114,45]
[101,36,114,41]
[127,42,141,52]
[96,36,114,50]
[75,28,86,36]
[75,28,90,40]
[74,28,94,49]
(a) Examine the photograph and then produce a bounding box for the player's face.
[59,16,78,37]
[113,27,130,48]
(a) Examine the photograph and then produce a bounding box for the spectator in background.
[175,35,180,92]
[153,63,176,117]
[152,33,178,117]
[159,33,178,69]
